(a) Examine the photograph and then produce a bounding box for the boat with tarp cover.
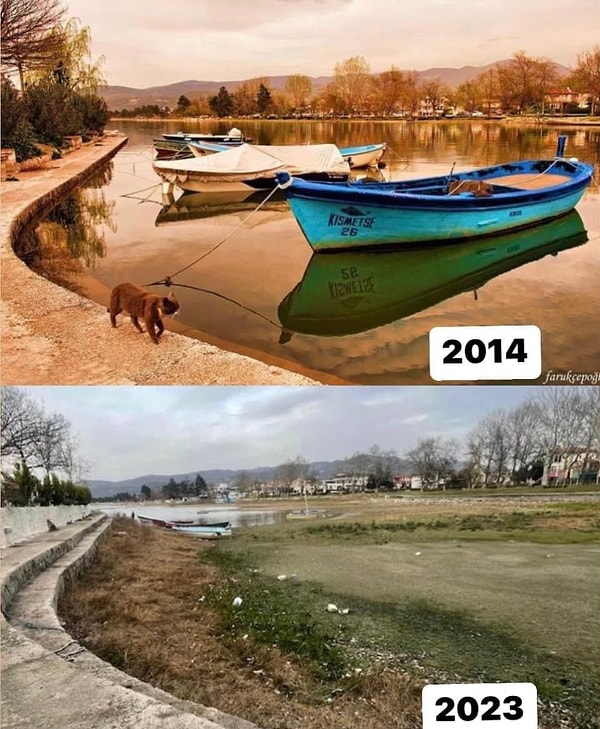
[153,143,350,192]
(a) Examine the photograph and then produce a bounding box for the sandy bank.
[0,137,320,385]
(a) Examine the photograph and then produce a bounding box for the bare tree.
[468,410,512,485]
[1,386,41,463]
[420,77,449,117]
[1,0,67,88]
[1,386,83,479]
[533,387,594,484]
[374,66,406,116]
[406,437,458,489]
[284,73,313,111]
[570,45,600,115]
[275,456,309,495]
[506,401,543,479]
[332,55,372,114]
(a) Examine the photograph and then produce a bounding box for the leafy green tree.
[72,92,109,135]
[23,77,80,145]
[209,86,234,117]
[176,94,191,115]
[193,474,207,496]
[140,484,152,499]
[0,77,38,160]
[256,83,272,115]
[8,461,40,505]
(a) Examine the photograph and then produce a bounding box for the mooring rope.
[121,182,163,204]
[145,182,284,287]
[157,282,282,329]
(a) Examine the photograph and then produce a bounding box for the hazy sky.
[20,385,547,481]
[63,0,600,88]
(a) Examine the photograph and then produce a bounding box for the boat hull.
[170,525,232,537]
[342,143,387,168]
[278,211,588,337]
[277,158,593,251]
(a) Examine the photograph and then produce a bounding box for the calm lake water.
[31,119,600,384]
[98,502,286,528]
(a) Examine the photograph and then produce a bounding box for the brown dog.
[448,180,493,197]
[108,283,179,344]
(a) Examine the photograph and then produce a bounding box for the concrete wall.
[1,505,92,548]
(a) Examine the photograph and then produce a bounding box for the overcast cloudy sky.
[63,0,599,88]
[18,385,549,481]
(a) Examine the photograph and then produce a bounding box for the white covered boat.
[152,143,350,192]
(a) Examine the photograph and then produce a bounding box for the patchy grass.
[60,497,600,729]
[59,518,423,729]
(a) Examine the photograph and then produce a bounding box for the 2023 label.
[422,683,537,728]
[429,326,541,381]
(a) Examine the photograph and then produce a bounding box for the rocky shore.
[0,136,321,385]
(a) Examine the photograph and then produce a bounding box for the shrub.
[1,78,38,161]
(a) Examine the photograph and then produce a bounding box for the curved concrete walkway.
[0,137,319,385]
[1,514,262,729]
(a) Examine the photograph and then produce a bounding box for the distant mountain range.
[87,458,413,499]
[101,61,570,111]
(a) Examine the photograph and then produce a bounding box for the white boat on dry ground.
[152,143,350,192]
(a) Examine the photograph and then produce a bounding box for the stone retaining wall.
[1,505,92,548]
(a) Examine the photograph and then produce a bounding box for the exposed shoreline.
[0,136,323,386]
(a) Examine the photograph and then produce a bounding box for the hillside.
[87,458,412,498]
[100,62,569,110]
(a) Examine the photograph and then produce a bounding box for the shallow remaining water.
[98,502,286,529]
[30,119,600,384]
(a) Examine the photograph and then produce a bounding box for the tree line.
[1,0,110,161]
[111,48,600,120]
[97,474,210,503]
[232,388,599,494]
[1,387,91,506]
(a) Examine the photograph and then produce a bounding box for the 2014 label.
[429,326,541,381]
[442,337,527,365]
[422,683,537,728]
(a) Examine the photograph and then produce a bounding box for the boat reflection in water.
[155,188,289,227]
[154,167,384,227]
[277,210,588,341]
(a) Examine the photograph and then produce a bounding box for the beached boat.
[274,136,593,252]
[153,143,350,192]
[277,210,588,339]
[169,524,232,537]
[137,514,169,526]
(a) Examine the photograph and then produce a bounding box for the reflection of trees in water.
[25,164,116,286]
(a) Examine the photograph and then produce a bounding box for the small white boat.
[170,524,232,538]
[341,142,387,168]
[162,127,251,144]
[153,143,350,192]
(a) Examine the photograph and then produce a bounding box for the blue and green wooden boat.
[277,210,588,339]
[275,136,593,252]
